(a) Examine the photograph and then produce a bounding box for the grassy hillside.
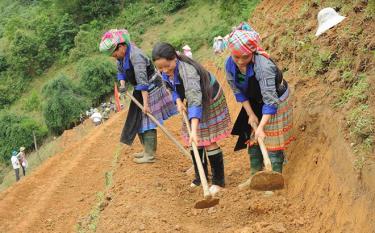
[0,0,259,184]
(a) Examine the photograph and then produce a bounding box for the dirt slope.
[0,111,125,233]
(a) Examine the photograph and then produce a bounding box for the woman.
[18,146,28,176]
[99,29,177,164]
[152,42,231,194]
[225,23,293,187]
[182,45,193,58]
[11,150,20,182]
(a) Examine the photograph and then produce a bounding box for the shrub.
[0,71,25,109]
[77,57,117,105]
[42,74,90,134]
[57,13,79,54]
[162,0,189,13]
[0,112,47,165]
[69,21,103,62]
[0,55,8,72]
[23,90,41,112]
[55,0,122,24]
[8,30,54,76]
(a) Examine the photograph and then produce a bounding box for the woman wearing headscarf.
[152,42,231,195]
[18,147,28,176]
[225,23,293,187]
[99,29,177,164]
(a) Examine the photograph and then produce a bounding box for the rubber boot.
[133,129,156,164]
[238,145,263,189]
[133,133,145,158]
[207,148,225,187]
[191,148,208,187]
[249,145,264,175]
[268,150,285,173]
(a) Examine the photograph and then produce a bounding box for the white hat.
[217,36,223,40]
[182,45,191,51]
[20,147,25,152]
[316,7,345,37]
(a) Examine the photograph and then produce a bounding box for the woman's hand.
[248,113,259,129]
[189,118,199,146]
[143,105,151,114]
[176,98,186,113]
[141,91,150,113]
[254,126,266,141]
[189,130,199,145]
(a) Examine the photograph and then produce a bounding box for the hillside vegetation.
[0,0,259,182]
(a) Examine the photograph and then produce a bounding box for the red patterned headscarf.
[99,29,131,55]
[228,22,270,59]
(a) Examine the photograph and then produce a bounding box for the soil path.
[0,111,125,233]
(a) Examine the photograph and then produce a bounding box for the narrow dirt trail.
[0,111,125,233]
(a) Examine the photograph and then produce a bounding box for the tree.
[54,0,122,24]
[0,71,25,109]
[57,13,79,54]
[8,30,54,76]
[78,57,117,105]
[42,74,90,134]
[0,112,47,165]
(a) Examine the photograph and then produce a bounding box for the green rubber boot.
[238,145,264,189]
[249,145,264,175]
[268,150,285,173]
[133,129,157,164]
[133,133,145,158]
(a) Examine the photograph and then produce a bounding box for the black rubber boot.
[191,148,208,186]
[207,148,225,187]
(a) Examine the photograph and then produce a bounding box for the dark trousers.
[14,168,20,181]
[191,148,225,187]
[21,166,26,176]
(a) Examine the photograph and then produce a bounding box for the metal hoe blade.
[194,197,220,209]
[250,171,284,191]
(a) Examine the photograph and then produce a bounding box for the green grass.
[140,1,222,58]
[335,74,369,106]
[347,104,374,141]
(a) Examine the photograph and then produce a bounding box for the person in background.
[102,107,110,120]
[213,36,225,54]
[90,108,103,126]
[182,45,193,59]
[213,37,218,53]
[18,147,28,176]
[11,151,20,182]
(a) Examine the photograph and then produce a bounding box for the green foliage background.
[0,0,259,169]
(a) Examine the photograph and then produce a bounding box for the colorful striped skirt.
[182,87,232,147]
[263,89,294,151]
[139,85,177,133]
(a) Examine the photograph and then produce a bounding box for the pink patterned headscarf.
[99,29,131,55]
[228,22,270,59]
